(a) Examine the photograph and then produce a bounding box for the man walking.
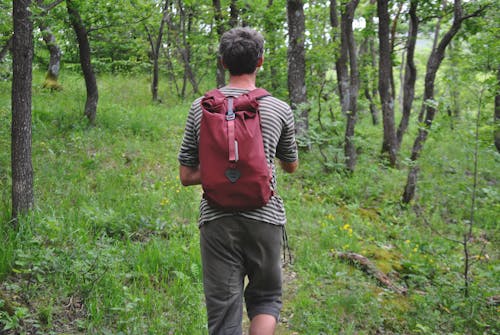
[178,27,298,335]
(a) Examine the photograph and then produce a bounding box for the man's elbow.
[280,160,298,173]
[179,165,201,186]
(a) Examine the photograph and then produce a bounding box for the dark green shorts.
[200,216,283,335]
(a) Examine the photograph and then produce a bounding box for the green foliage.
[1,68,499,333]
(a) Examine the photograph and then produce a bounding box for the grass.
[1,70,499,334]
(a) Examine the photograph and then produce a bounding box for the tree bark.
[389,2,403,100]
[342,0,360,172]
[37,0,62,90]
[66,0,98,125]
[287,0,308,141]
[378,0,397,167]
[397,0,418,148]
[39,23,62,90]
[495,65,500,152]
[402,0,486,203]
[330,0,349,114]
[212,0,225,88]
[11,0,34,219]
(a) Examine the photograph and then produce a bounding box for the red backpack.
[199,88,272,211]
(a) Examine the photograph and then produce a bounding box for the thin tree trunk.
[342,0,360,172]
[378,0,397,167]
[330,0,349,114]
[37,0,62,90]
[212,0,225,88]
[146,0,169,102]
[39,23,62,90]
[287,0,308,140]
[11,0,34,219]
[368,36,379,125]
[397,0,418,148]
[389,2,403,100]
[66,0,98,125]
[0,36,13,62]
[402,0,486,203]
[165,2,199,97]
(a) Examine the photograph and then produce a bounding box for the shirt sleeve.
[178,100,201,167]
[275,106,298,163]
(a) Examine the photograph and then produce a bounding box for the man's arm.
[179,165,201,186]
[279,159,298,173]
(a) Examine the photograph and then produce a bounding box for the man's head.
[219,27,264,76]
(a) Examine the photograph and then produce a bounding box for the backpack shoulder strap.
[204,88,226,99]
[247,88,271,100]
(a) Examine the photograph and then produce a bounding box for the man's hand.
[179,165,201,186]
[279,159,298,173]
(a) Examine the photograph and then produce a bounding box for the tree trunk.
[342,0,360,172]
[378,0,397,167]
[397,0,418,148]
[37,0,62,90]
[66,0,98,125]
[495,65,500,152]
[212,0,225,88]
[165,1,199,97]
[330,0,349,114]
[402,0,485,203]
[368,37,379,125]
[389,2,403,100]
[11,0,34,219]
[146,0,169,102]
[0,36,13,62]
[287,0,308,140]
[39,23,62,90]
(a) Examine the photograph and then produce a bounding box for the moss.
[42,72,63,91]
[361,244,403,274]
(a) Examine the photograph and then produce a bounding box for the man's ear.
[256,57,264,68]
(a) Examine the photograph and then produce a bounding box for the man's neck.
[227,73,257,90]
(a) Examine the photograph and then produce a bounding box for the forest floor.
[1,72,499,334]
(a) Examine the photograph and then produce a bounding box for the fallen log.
[334,251,407,295]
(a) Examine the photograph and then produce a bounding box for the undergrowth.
[0,71,498,334]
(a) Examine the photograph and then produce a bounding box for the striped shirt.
[178,86,298,226]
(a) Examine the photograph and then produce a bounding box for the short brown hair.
[219,27,264,76]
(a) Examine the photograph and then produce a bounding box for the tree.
[378,0,397,167]
[11,0,34,219]
[403,0,488,204]
[330,0,360,172]
[396,0,418,148]
[341,0,360,172]
[66,0,98,124]
[330,0,349,114]
[145,0,169,102]
[287,0,308,142]
[36,0,64,90]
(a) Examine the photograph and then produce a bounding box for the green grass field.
[1,71,499,334]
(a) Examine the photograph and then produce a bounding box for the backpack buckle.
[226,97,235,120]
